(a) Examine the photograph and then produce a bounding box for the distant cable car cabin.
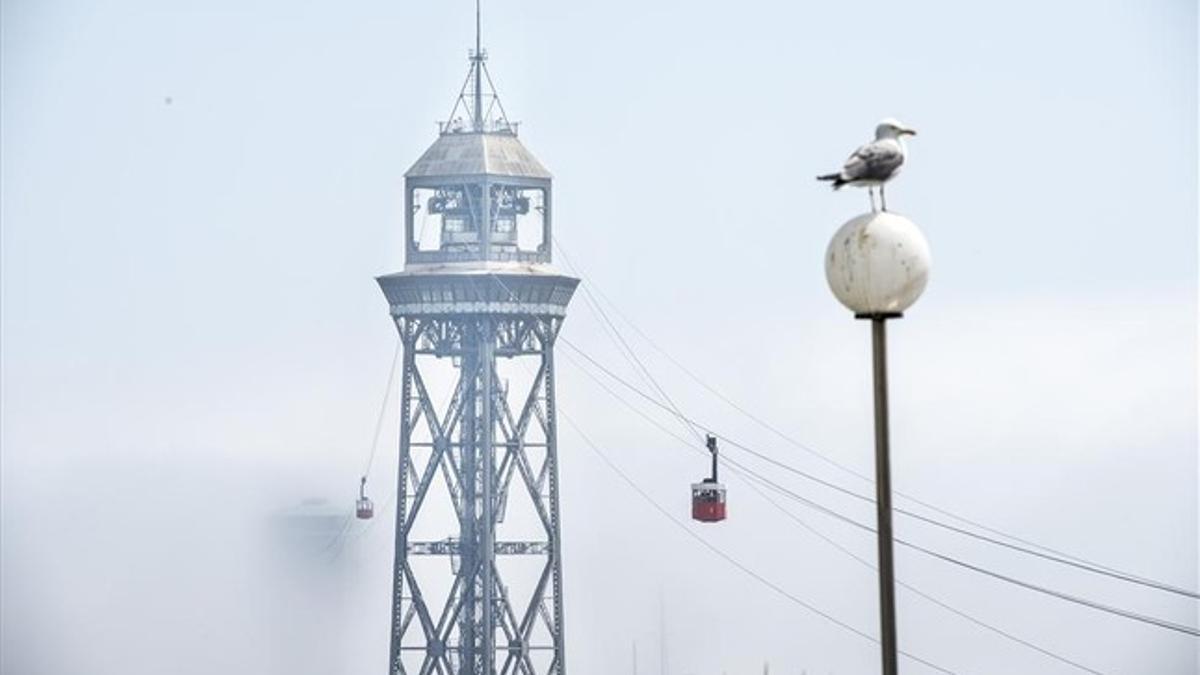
[356,476,374,520]
[691,435,726,523]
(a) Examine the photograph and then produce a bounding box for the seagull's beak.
[902,128,918,137]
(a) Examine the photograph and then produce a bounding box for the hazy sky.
[2,1,1197,674]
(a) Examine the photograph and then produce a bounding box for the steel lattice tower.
[376,12,577,674]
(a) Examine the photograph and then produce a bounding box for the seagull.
[817,118,917,212]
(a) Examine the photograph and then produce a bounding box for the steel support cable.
[710,428,1200,601]
[561,272,1102,669]
[557,344,1200,638]
[558,337,1200,600]
[558,407,958,675]
[472,273,946,668]
[726,453,1200,638]
[483,272,944,670]
[322,337,404,559]
[483,267,701,443]
[364,338,405,478]
[551,238,1196,599]
[344,360,461,549]
[485,270,1200,637]
[560,348,1107,674]
[574,281,706,445]
[735,471,1108,675]
[570,279,970,656]
[733,456,1200,639]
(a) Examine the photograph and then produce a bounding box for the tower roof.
[405,132,551,180]
[403,0,551,182]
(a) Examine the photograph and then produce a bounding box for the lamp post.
[824,211,931,675]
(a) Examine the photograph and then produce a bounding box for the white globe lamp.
[825,212,931,317]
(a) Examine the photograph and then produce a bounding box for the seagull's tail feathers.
[816,173,848,190]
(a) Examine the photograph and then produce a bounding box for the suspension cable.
[562,347,1108,672]
[558,343,1200,638]
[552,237,1198,598]
[559,336,1200,600]
[559,408,959,675]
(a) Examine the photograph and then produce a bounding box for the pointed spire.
[441,0,517,136]
[472,0,483,129]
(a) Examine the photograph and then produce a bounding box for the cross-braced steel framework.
[380,6,574,668]
[382,280,574,675]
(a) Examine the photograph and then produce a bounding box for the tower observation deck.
[376,7,577,674]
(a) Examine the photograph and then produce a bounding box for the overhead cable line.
[486,269,1199,639]
[323,337,404,557]
[552,238,1197,599]
[557,344,1200,638]
[727,451,1200,639]
[475,271,958,671]
[574,280,706,444]
[560,348,1106,674]
[558,336,1200,600]
[363,338,404,478]
[324,333,408,557]
[341,353,463,549]
[735,471,1108,675]
[558,407,959,675]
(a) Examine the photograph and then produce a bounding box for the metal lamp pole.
[826,212,930,675]
[863,312,900,675]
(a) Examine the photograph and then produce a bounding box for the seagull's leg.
[868,188,877,213]
[880,184,888,212]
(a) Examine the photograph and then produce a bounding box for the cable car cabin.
[356,477,374,520]
[691,479,727,523]
[691,434,726,523]
[356,496,374,520]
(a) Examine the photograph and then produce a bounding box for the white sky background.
[1,0,1197,674]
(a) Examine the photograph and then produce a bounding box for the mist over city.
[2,1,1196,674]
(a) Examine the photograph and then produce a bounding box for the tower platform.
[378,263,578,319]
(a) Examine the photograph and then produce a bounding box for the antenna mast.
[441,0,514,135]
[472,0,484,130]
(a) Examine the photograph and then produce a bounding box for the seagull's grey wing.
[841,141,904,182]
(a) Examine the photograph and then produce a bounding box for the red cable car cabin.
[691,479,726,522]
[691,435,726,523]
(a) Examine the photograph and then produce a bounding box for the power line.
[557,343,1200,638]
[559,337,1200,600]
[574,280,706,445]
[732,470,1108,675]
[472,271,958,671]
[901,537,1200,638]
[342,355,462,548]
[323,337,404,558]
[485,269,1199,641]
[716,429,1200,600]
[485,270,1195,675]
[736,454,1200,639]
[561,347,1107,673]
[363,337,404,478]
[556,268,1116,667]
[558,408,959,675]
[552,237,1196,599]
